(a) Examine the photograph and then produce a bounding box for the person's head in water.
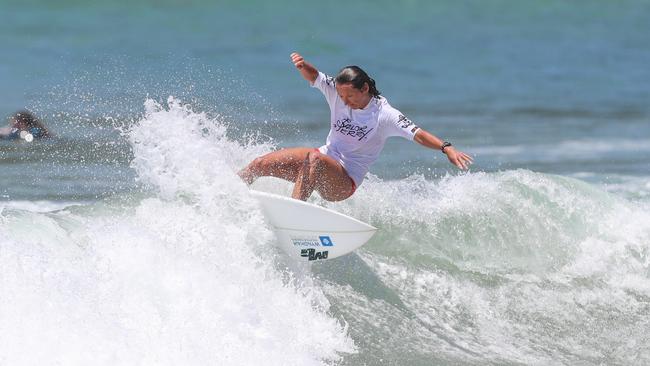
[335,66,380,110]
[8,110,50,139]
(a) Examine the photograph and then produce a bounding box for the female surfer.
[238,52,473,202]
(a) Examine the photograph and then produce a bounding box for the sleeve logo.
[397,115,414,129]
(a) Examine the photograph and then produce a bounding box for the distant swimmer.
[238,52,473,202]
[0,110,51,142]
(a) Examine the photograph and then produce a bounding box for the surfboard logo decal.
[291,236,335,247]
[301,248,329,261]
[319,236,334,246]
[291,237,320,247]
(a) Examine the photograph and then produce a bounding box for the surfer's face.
[336,82,371,109]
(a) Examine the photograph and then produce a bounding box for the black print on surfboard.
[301,248,329,261]
[334,118,374,141]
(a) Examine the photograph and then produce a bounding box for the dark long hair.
[335,66,381,98]
[12,110,51,137]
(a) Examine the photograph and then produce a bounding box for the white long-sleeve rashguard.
[311,71,420,187]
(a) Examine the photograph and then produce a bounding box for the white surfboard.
[250,190,377,261]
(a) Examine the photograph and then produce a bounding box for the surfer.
[238,52,473,202]
[0,110,51,141]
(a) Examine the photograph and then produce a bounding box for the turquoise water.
[1,1,649,365]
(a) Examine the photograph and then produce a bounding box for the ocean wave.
[0,98,354,366]
[3,97,649,365]
[314,170,650,365]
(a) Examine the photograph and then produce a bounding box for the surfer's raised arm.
[291,52,318,83]
[413,129,473,170]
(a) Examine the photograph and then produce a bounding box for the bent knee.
[306,151,325,168]
[250,156,267,170]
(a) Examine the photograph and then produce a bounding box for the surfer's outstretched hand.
[290,52,318,83]
[444,147,473,170]
[291,52,305,69]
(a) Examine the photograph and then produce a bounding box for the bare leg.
[239,148,355,202]
[292,150,355,202]
[292,151,316,200]
[238,147,313,184]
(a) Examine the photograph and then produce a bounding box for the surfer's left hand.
[444,147,473,170]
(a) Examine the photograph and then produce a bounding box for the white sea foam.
[2,97,649,365]
[0,98,355,366]
[317,170,650,364]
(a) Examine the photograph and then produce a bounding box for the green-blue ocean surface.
[1,1,649,365]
